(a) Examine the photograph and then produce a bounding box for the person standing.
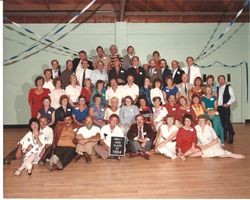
[182,56,201,85]
[217,75,236,144]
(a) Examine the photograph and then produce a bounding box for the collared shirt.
[76,68,92,87]
[218,84,236,106]
[65,84,81,103]
[182,65,201,84]
[39,126,54,146]
[43,79,55,92]
[172,68,178,78]
[100,124,124,147]
[90,69,108,86]
[77,125,100,139]
[50,88,65,109]
[52,69,60,79]
[106,86,123,107]
[122,83,139,100]
[57,127,76,148]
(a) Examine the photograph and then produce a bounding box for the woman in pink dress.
[28,76,50,118]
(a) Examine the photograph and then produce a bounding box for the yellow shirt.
[57,127,76,148]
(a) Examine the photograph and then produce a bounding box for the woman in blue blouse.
[72,95,89,126]
[201,86,224,144]
[162,76,179,102]
[139,76,153,106]
[37,96,55,127]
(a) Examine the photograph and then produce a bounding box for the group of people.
[4,44,245,176]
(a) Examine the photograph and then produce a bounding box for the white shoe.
[14,170,21,176]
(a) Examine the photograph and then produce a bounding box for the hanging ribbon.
[195,0,249,61]
[3,0,96,64]
[197,61,249,103]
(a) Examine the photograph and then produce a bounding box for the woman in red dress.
[28,76,50,117]
[176,114,202,160]
[80,78,93,105]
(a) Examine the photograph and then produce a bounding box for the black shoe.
[228,135,234,144]
[74,154,83,162]
[4,158,11,165]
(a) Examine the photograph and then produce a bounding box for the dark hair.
[165,76,174,85]
[53,77,61,87]
[43,68,52,75]
[28,117,40,132]
[182,113,193,124]
[177,96,188,105]
[135,114,145,121]
[153,96,162,105]
[109,114,120,121]
[144,76,151,84]
[96,46,103,51]
[59,94,69,105]
[96,79,104,88]
[191,94,201,104]
[206,74,214,82]
[127,45,134,51]
[132,56,139,61]
[197,114,208,120]
[35,76,44,86]
[66,59,72,65]
[93,94,102,103]
[78,95,86,102]
[153,51,160,56]
[42,96,51,103]
[79,50,86,55]
[51,59,59,65]
[186,56,194,62]
[217,75,225,81]
[124,95,134,105]
[64,114,73,121]
[194,77,203,86]
[152,78,162,88]
[163,114,174,122]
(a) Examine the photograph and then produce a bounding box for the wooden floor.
[3,124,250,198]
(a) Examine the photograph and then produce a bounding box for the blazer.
[173,68,185,84]
[127,66,146,88]
[122,54,132,71]
[72,58,93,73]
[162,68,172,83]
[108,67,127,85]
[127,123,155,141]
[149,68,163,83]
[176,82,193,102]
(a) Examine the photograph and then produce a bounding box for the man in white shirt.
[182,56,201,85]
[122,75,139,102]
[76,59,92,87]
[43,68,55,92]
[94,114,124,160]
[217,75,236,144]
[90,60,109,86]
[74,116,101,163]
[106,79,123,107]
[38,116,54,165]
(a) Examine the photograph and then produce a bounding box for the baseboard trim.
[4,125,29,129]
[245,119,250,124]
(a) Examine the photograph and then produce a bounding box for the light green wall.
[3,22,250,124]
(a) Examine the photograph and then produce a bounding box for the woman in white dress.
[50,78,65,109]
[65,74,81,107]
[195,115,245,159]
[154,114,179,159]
[150,78,165,104]
[152,96,168,131]
[104,96,120,122]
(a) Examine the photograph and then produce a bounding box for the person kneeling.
[127,114,156,160]
[74,116,101,164]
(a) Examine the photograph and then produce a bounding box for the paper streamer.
[195,0,249,61]
[4,0,96,63]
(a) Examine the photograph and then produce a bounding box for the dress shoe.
[83,152,92,164]
[27,170,32,176]
[74,154,83,162]
[140,151,150,160]
[4,158,11,165]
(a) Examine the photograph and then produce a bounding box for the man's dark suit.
[72,58,93,73]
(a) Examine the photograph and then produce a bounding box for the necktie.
[188,67,191,83]
[185,84,188,95]
[136,67,140,75]
[138,127,143,139]
[82,69,86,87]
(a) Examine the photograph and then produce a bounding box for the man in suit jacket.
[127,56,145,88]
[127,114,156,160]
[51,59,61,79]
[72,50,93,73]
[172,60,185,84]
[122,45,134,71]
[161,59,172,84]
[108,56,127,85]
[176,73,193,103]
[149,59,163,83]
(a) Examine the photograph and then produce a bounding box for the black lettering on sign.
[109,136,125,156]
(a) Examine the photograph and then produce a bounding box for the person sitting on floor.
[127,114,155,160]
[94,114,124,160]
[74,116,101,164]
[49,114,80,171]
